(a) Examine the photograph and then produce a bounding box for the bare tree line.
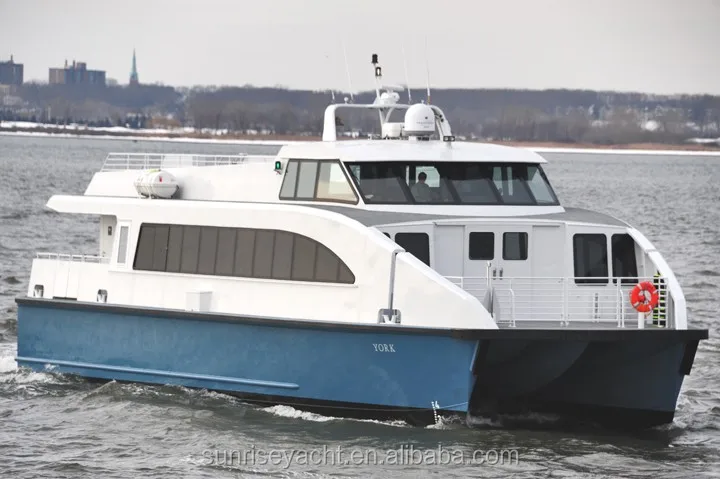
[2,83,720,144]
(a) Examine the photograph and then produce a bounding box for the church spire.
[129,49,139,86]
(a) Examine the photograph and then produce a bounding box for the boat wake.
[260,404,338,423]
[0,352,63,389]
[0,351,17,374]
[259,404,410,428]
[0,344,85,397]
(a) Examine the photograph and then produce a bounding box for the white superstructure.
[27,54,687,332]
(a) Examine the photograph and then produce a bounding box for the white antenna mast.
[401,45,412,104]
[325,54,336,103]
[341,41,355,103]
[424,36,431,105]
[371,53,382,99]
[371,53,385,125]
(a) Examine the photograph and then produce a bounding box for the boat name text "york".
[373,344,396,353]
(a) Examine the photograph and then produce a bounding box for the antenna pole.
[325,54,336,103]
[371,53,382,100]
[371,53,384,126]
[402,45,412,104]
[424,37,431,105]
[342,41,355,103]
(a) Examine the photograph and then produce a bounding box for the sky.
[1,0,719,95]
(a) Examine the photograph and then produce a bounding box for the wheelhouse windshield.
[344,161,559,205]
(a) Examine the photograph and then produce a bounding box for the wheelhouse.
[344,161,559,205]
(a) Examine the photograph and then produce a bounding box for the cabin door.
[433,225,464,277]
[463,223,564,322]
[490,225,533,281]
[530,224,564,278]
[464,224,533,321]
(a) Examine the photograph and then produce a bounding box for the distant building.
[49,60,106,86]
[0,55,23,85]
[129,49,139,86]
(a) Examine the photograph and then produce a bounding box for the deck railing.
[31,252,672,329]
[444,276,671,329]
[100,153,276,171]
[36,252,110,264]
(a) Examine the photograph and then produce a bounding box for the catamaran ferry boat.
[16,55,708,428]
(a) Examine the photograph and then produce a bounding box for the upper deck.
[99,141,547,173]
[88,140,562,217]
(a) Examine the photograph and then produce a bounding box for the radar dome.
[403,103,435,137]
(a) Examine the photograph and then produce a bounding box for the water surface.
[0,136,718,478]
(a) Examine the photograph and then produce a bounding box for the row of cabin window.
[132,224,355,284]
[382,231,638,284]
[382,231,529,266]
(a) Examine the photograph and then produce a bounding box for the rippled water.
[0,135,718,478]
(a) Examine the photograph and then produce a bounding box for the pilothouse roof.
[278,140,547,164]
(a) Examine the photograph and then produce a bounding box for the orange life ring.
[630,281,659,313]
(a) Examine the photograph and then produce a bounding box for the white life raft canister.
[133,169,179,199]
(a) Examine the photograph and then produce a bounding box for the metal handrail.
[100,152,277,171]
[444,275,671,329]
[36,252,110,264]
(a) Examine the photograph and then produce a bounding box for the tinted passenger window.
[291,235,316,280]
[166,225,183,272]
[152,225,169,271]
[315,244,340,282]
[272,231,294,280]
[612,233,638,283]
[253,230,275,278]
[574,234,608,284]
[133,224,355,285]
[503,232,528,260]
[395,232,430,266]
[469,232,494,260]
[338,262,354,283]
[180,226,201,273]
[215,228,236,276]
[233,229,255,277]
[197,227,218,275]
[134,225,155,269]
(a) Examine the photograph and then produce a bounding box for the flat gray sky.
[1,0,719,94]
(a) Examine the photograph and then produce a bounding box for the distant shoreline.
[2,126,720,156]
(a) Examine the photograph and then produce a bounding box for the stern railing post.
[562,277,569,326]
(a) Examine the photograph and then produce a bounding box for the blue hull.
[16,299,478,418]
[15,298,708,428]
